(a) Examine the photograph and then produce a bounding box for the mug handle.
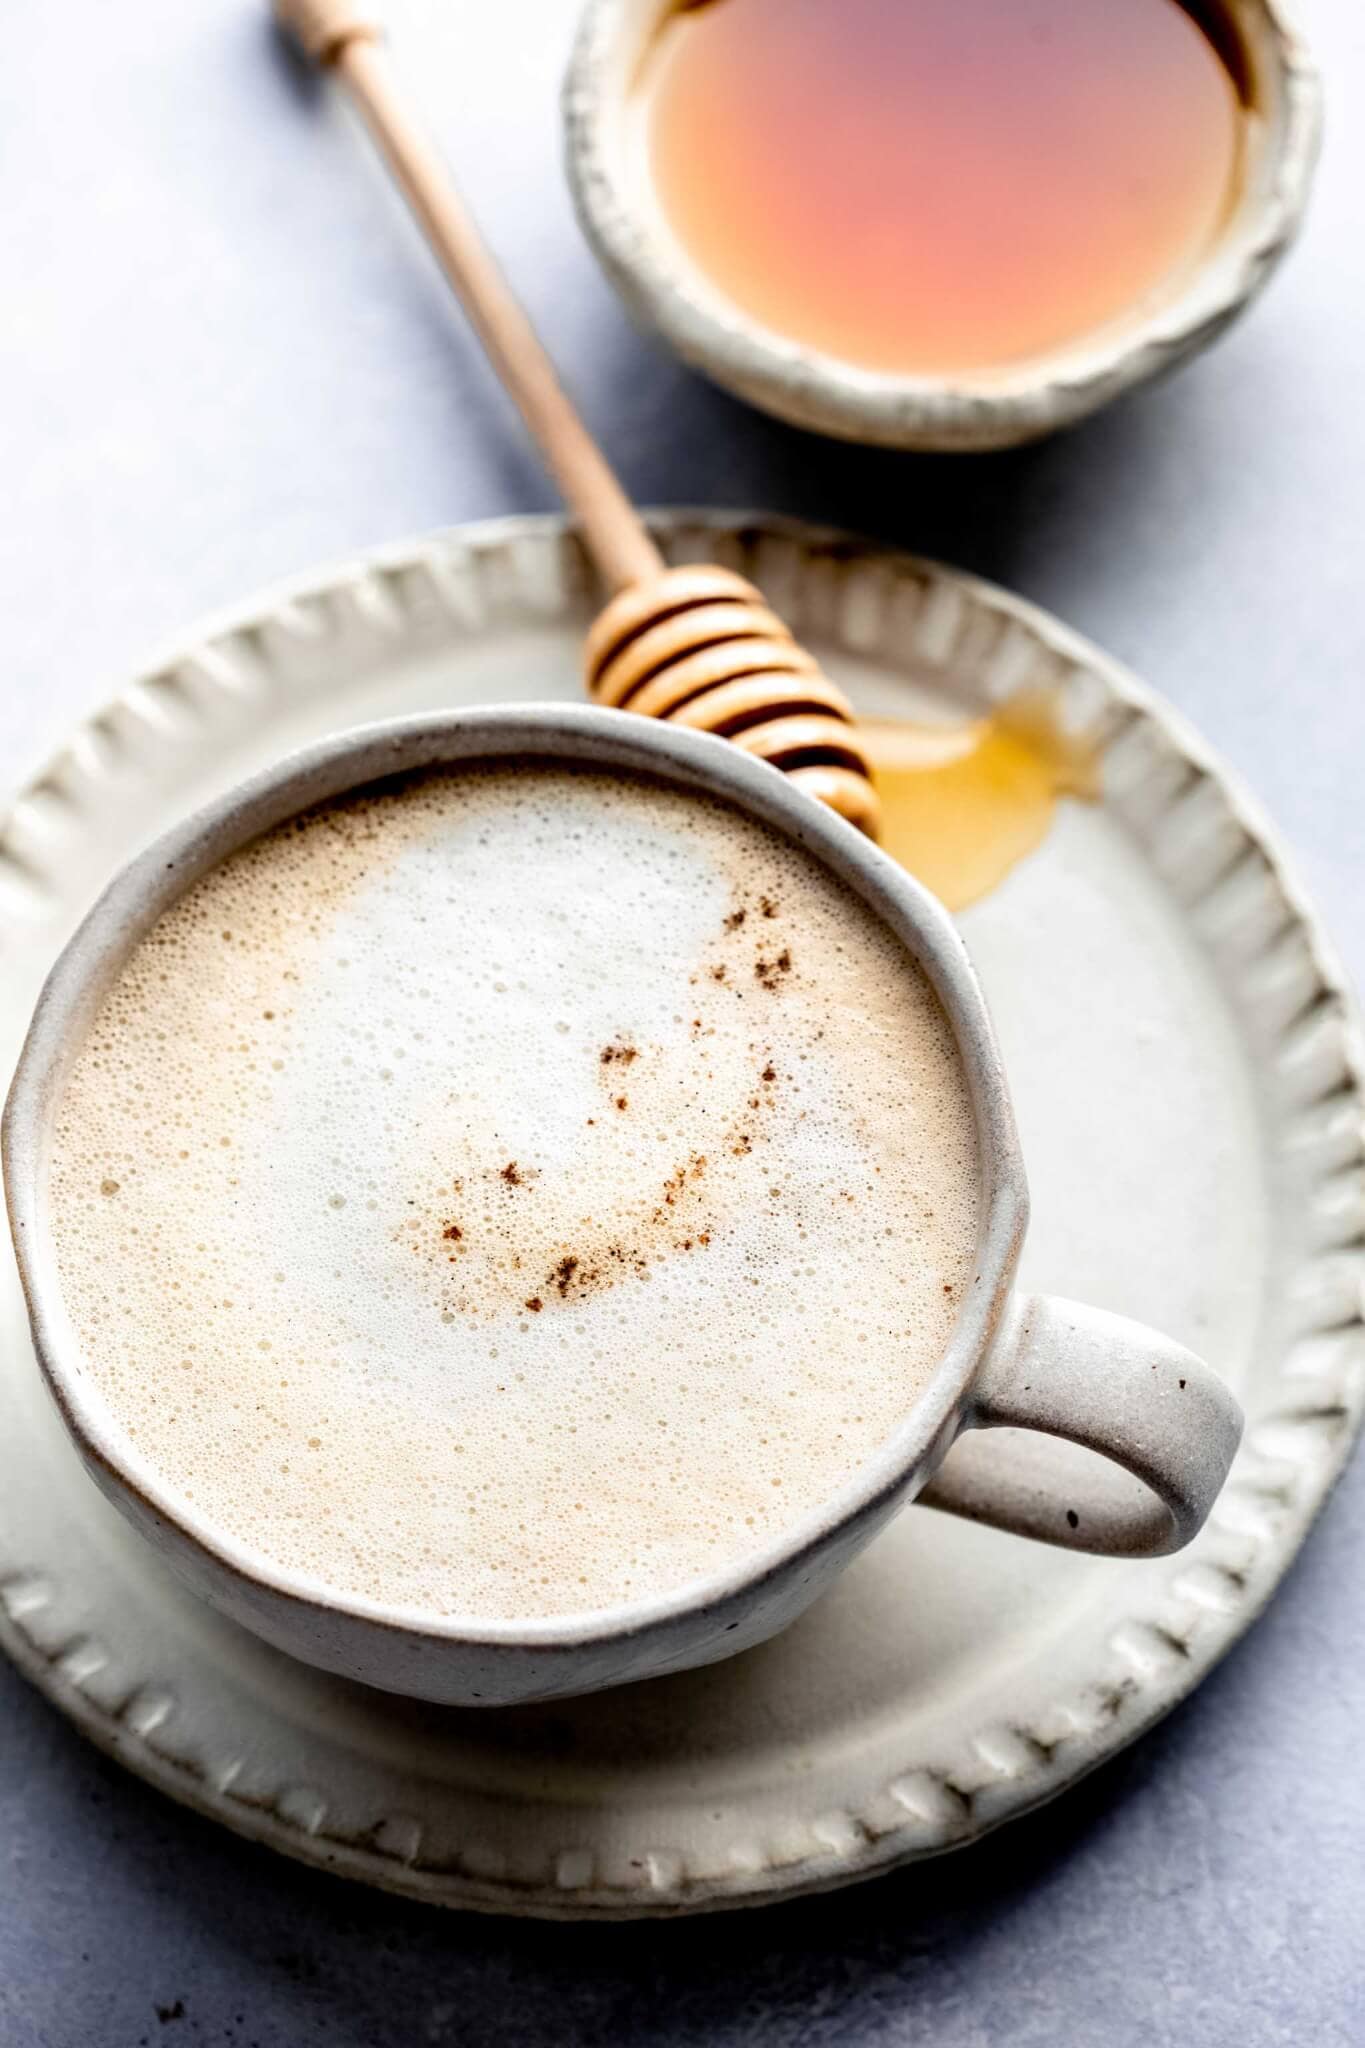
[919,1293,1243,1558]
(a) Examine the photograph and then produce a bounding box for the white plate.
[1,512,1361,1919]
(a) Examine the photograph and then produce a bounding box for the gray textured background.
[2,2,1363,2042]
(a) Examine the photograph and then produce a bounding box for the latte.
[47,764,980,1619]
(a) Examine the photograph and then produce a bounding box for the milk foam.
[48,765,980,1620]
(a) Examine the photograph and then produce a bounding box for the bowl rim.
[563,0,1324,452]
[2,702,1027,1657]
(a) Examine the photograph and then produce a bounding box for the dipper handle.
[273,0,881,834]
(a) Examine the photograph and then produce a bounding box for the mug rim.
[563,0,1323,453]
[2,704,1026,1653]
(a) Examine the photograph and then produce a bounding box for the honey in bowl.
[646,0,1245,376]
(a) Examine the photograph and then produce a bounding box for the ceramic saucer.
[1,512,1360,1916]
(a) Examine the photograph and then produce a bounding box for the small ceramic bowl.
[563,0,1322,452]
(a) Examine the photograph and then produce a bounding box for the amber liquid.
[647,0,1244,375]
[863,692,1101,912]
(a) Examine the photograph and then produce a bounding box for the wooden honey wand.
[273,0,881,837]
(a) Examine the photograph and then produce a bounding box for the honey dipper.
[274,0,881,837]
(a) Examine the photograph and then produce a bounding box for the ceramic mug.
[3,706,1243,1706]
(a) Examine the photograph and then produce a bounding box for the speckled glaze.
[2,701,1240,1708]
[564,0,1322,451]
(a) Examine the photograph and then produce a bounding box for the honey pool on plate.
[865,694,1100,911]
[863,694,1100,911]
[646,0,1245,376]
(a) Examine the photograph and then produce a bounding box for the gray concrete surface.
[2,1,1363,2041]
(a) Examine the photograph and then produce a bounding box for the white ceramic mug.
[3,707,1243,1706]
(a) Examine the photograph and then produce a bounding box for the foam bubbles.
[48,765,980,1619]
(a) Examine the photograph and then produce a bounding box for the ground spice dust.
[755,949,792,990]
[410,899,801,1318]
[599,1039,638,1066]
